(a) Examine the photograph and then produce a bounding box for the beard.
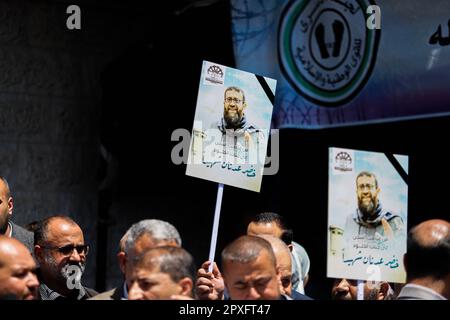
[366,288,380,300]
[358,196,376,217]
[224,110,242,128]
[44,253,86,284]
[61,263,85,281]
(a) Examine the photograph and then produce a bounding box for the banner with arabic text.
[231,0,450,128]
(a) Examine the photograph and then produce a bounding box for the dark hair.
[251,212,294,245]
[25,221,39,233]
[406,225,450,279]
[134,246,196,283]
[34,215,78,246]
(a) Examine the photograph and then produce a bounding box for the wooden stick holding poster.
[208,183,224,272]
[186,61,276,270]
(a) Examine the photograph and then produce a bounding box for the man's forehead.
[0,180,9,198]
[226,251,275,275]
[9,255,36,271]
[0,244,34,268]
[357,175,375,183]
[134,265,162,278]
[225,89,243,97]
[248,222,283,236]
[46,219,83,242]
[229,267,274,284]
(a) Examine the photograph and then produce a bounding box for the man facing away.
[397,219,450,300]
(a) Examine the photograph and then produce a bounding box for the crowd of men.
[1,176,449,300]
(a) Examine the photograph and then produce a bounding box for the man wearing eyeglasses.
[345,172,404,239]
[341,172,405,269]
[209,86,264,165]
[33,216,98,300]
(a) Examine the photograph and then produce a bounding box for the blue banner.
[231,0,450,128]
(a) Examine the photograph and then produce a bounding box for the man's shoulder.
[84,286,99,298]
[88,287,121,300]
[10,222,34,252]
[291,290,314,300]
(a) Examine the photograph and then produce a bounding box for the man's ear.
[7,196,13,216]
[275,266,285,294]
[377,282,390,300]
[34,245,44,263]
[178,277,194,297]
[117,251,127,274]
[303,274,310,288]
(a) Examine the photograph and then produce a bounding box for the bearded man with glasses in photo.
[207,86,265,166]
[33,216,98,300]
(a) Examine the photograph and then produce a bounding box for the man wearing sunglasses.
[34,216,97,300]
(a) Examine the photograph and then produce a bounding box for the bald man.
[34,216,97,300]
[0,177,33,252]
[257,234,312,300]
[397,219,450,300]
[0,235,39,300]
[221,235,285,300]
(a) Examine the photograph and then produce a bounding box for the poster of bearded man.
[327,147,408,284]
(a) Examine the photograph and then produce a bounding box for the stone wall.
[0,0,145,288]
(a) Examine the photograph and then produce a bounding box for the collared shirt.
[39,282,87,300]
[7,221,13,237]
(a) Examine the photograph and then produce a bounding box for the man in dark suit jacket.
[0,176,34,252]
[397,219,450,300]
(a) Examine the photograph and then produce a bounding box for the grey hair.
[124,219,181,254]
